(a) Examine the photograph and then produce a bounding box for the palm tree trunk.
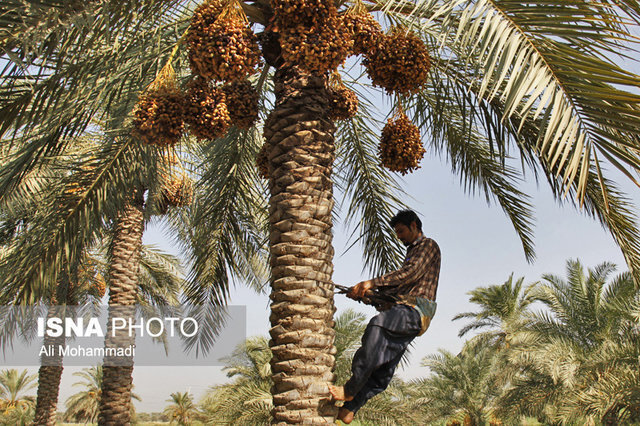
[265,67,337,424]
[98,192,145,426]
[33,365,63,426]
[33,306,66,426]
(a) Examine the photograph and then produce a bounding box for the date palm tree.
[410,344,502,425]
[64,365,104,424]
[163,391,201,425]
[0,369,37,415]
[3,0,640,423]
[0,369,37,425]
[0,144,187,425]
[497,260,640,424]
[453,274,534,349]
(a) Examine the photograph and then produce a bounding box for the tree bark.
[98,192,144,426]
[265,66,337,424]
[33,365,63,426]
[33,305,66,426]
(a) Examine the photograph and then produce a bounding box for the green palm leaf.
[335,93,407,275]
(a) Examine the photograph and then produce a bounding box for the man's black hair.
[389,210,422,231]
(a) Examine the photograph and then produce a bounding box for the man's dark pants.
[342,304,422,414]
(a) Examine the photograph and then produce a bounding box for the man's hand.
[347,280,374,300]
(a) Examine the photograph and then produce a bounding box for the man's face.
[393,222,420,246]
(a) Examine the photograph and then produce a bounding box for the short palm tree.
[163,391,201,425]
[0,369,36,418]
[200,336,274,425]
[411,344,502,425]
[3,1,640,423]
[331,309,368,384]
[64,365,104,424]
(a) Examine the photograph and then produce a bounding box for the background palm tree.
[0,131,235,424]
[0,163,186,426]
[64,365,104,424]
[199,336,277,425]
[411,344,502,425]
[453,274,533,349]
[496,260,640,424]
[0,404,34,426]
[0,369,36,424]
[3,0,640,423]
[97,190,145,425]
[163,391,202,425]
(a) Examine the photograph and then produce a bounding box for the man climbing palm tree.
[329,209,441,424]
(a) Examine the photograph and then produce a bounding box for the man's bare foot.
[337,407,355,424]
[328,385,354,401]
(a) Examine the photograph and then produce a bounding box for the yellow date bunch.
[364,28,431,94]
[256,143,270,180]
[162,173,194,209]
[343,11,382,56]
[222,79,260,129]
[187,0,261,82]
[90,277,107,298]
[379,110,425,175]
[132,88,186,147]
[184,78,232,141]
[273,0,352,74]
[328,83,358,121]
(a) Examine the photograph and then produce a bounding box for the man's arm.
[350,239,439,298]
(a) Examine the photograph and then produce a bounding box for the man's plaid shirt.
[370,235,441,301]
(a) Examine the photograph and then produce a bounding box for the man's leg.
[331,305,420,424]
[342,324,395,398]
[329,322,386,402]
[343,305,420,398]
[342,349,404,416]
[329,324,394,403]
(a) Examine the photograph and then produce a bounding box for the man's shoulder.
[418,236,439,247]
[418,237,441,254]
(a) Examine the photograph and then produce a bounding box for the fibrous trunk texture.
[33,365,63,426]
[98,193,144,426]
[265,67,337,424]
[33,306,66,426]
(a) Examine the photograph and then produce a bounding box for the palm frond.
[406,60,537,260]
[0,134,151,304]
[176,127,269,307]
[400,0,640,201]
[137,244,184,307]
[334,92,407,275]
[332,309,367,383]
[453,274,531,340]
[374,0,640,271]
[354,378,418,425]
[0,1,193,202]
